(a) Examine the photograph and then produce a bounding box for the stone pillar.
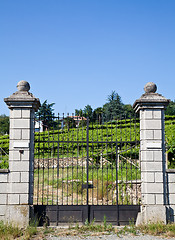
[4,81,40,226]
[133,82,169,225]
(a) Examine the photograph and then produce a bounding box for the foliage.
[165,100,175,115]
[83,104,93,120]
[0,115,9,135]
[2,115,175,169]
[0,221,22,239]
[64,117,76,129]
[123,104,135,118]
[36,100,55,130]
[75,108,83,117]
[103,91,124,120]
[138,222,175,237]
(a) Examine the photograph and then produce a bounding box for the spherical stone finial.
[17,80,30,92]
[144,82,157,93]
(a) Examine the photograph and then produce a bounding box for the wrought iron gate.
[33,114,140,225]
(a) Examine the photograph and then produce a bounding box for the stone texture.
[6,205,30,227]
[8,194,20,205]
[136,205,167,225]
[0,194,7,205]
[133,82,169,225]
[9,172,20,183]
[2,80,40,227]
[0,205,7,216]
[0,173,8,182]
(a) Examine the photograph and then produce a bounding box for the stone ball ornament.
[17,80,30,92]
[144,82,157,93]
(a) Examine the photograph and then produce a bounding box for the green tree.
[93,107,103,123]
[165,100,175,115]
[75,109,83,117]
[83,105,93,120]
[123,104,135,118]
[103,91,124,120]
[0,115,9,135]
[36,100,55,130]
[64,117,76,130]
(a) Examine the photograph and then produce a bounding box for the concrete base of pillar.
[136,205,167,226]
[5,205,30,227]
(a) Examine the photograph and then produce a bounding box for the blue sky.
[0,0,175,115]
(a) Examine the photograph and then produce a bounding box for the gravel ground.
[46,234,175,240]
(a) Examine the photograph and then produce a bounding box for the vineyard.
[0,115,175,169]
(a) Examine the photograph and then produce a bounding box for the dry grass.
[2,220,175,239]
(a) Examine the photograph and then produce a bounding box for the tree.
[165,100,175,115]
[103,91,124,120]
[83,105,93,120]
[0,115,9,135]
[36,100,55,130]
[93,107,103,123]
[123,104,135,118]
[75,109,83,117]
[64,117,76,130]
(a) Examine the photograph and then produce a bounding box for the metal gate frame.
[34,114,140,225]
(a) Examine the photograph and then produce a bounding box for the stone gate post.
[133,82,169,224]
[4,81,40,226]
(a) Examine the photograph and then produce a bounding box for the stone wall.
[0,80,40,227]
[0,170,8,221]
[166,170,175,222]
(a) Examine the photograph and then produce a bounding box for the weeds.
[2,219,175,239]
[138,222,175,237]
[0,221,22,239]
[70,216,114,234]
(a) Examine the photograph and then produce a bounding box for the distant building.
[68,116,87,127]
[35,121,43,132]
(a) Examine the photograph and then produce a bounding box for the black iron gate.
[33,114,140,225]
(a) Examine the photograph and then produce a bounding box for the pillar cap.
[4,80,41,111]
[133,82,170,112]
[17,80,30,92]
[144,82,157,93]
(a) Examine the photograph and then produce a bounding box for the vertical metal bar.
[52,116,54,205]
[111,117,113,205]
[47,125,50,205]
[36,114,40,205]
[106,119,110,205]
[116,118,119,225]
[125,115,128,204]
[101,115,104,206]
[120,116,123,205]
[86,117,89,206]
[76,116,79,205]
[42,116,45,205]
[97,117,99,205]
[92,117,94,205]
[62,113,64,205]
[57,113,60,205]
[134,114,138,204]
[71,113,74,205]
[66,113,69,205]
[130,116,133,205]
[81,116,84,205]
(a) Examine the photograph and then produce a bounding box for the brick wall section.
[133,82,170,224]
[8,108,35,206]
[2,81,40,227]
[140,108,165,205]
[0,171,8,220]
[166,170,175,222]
